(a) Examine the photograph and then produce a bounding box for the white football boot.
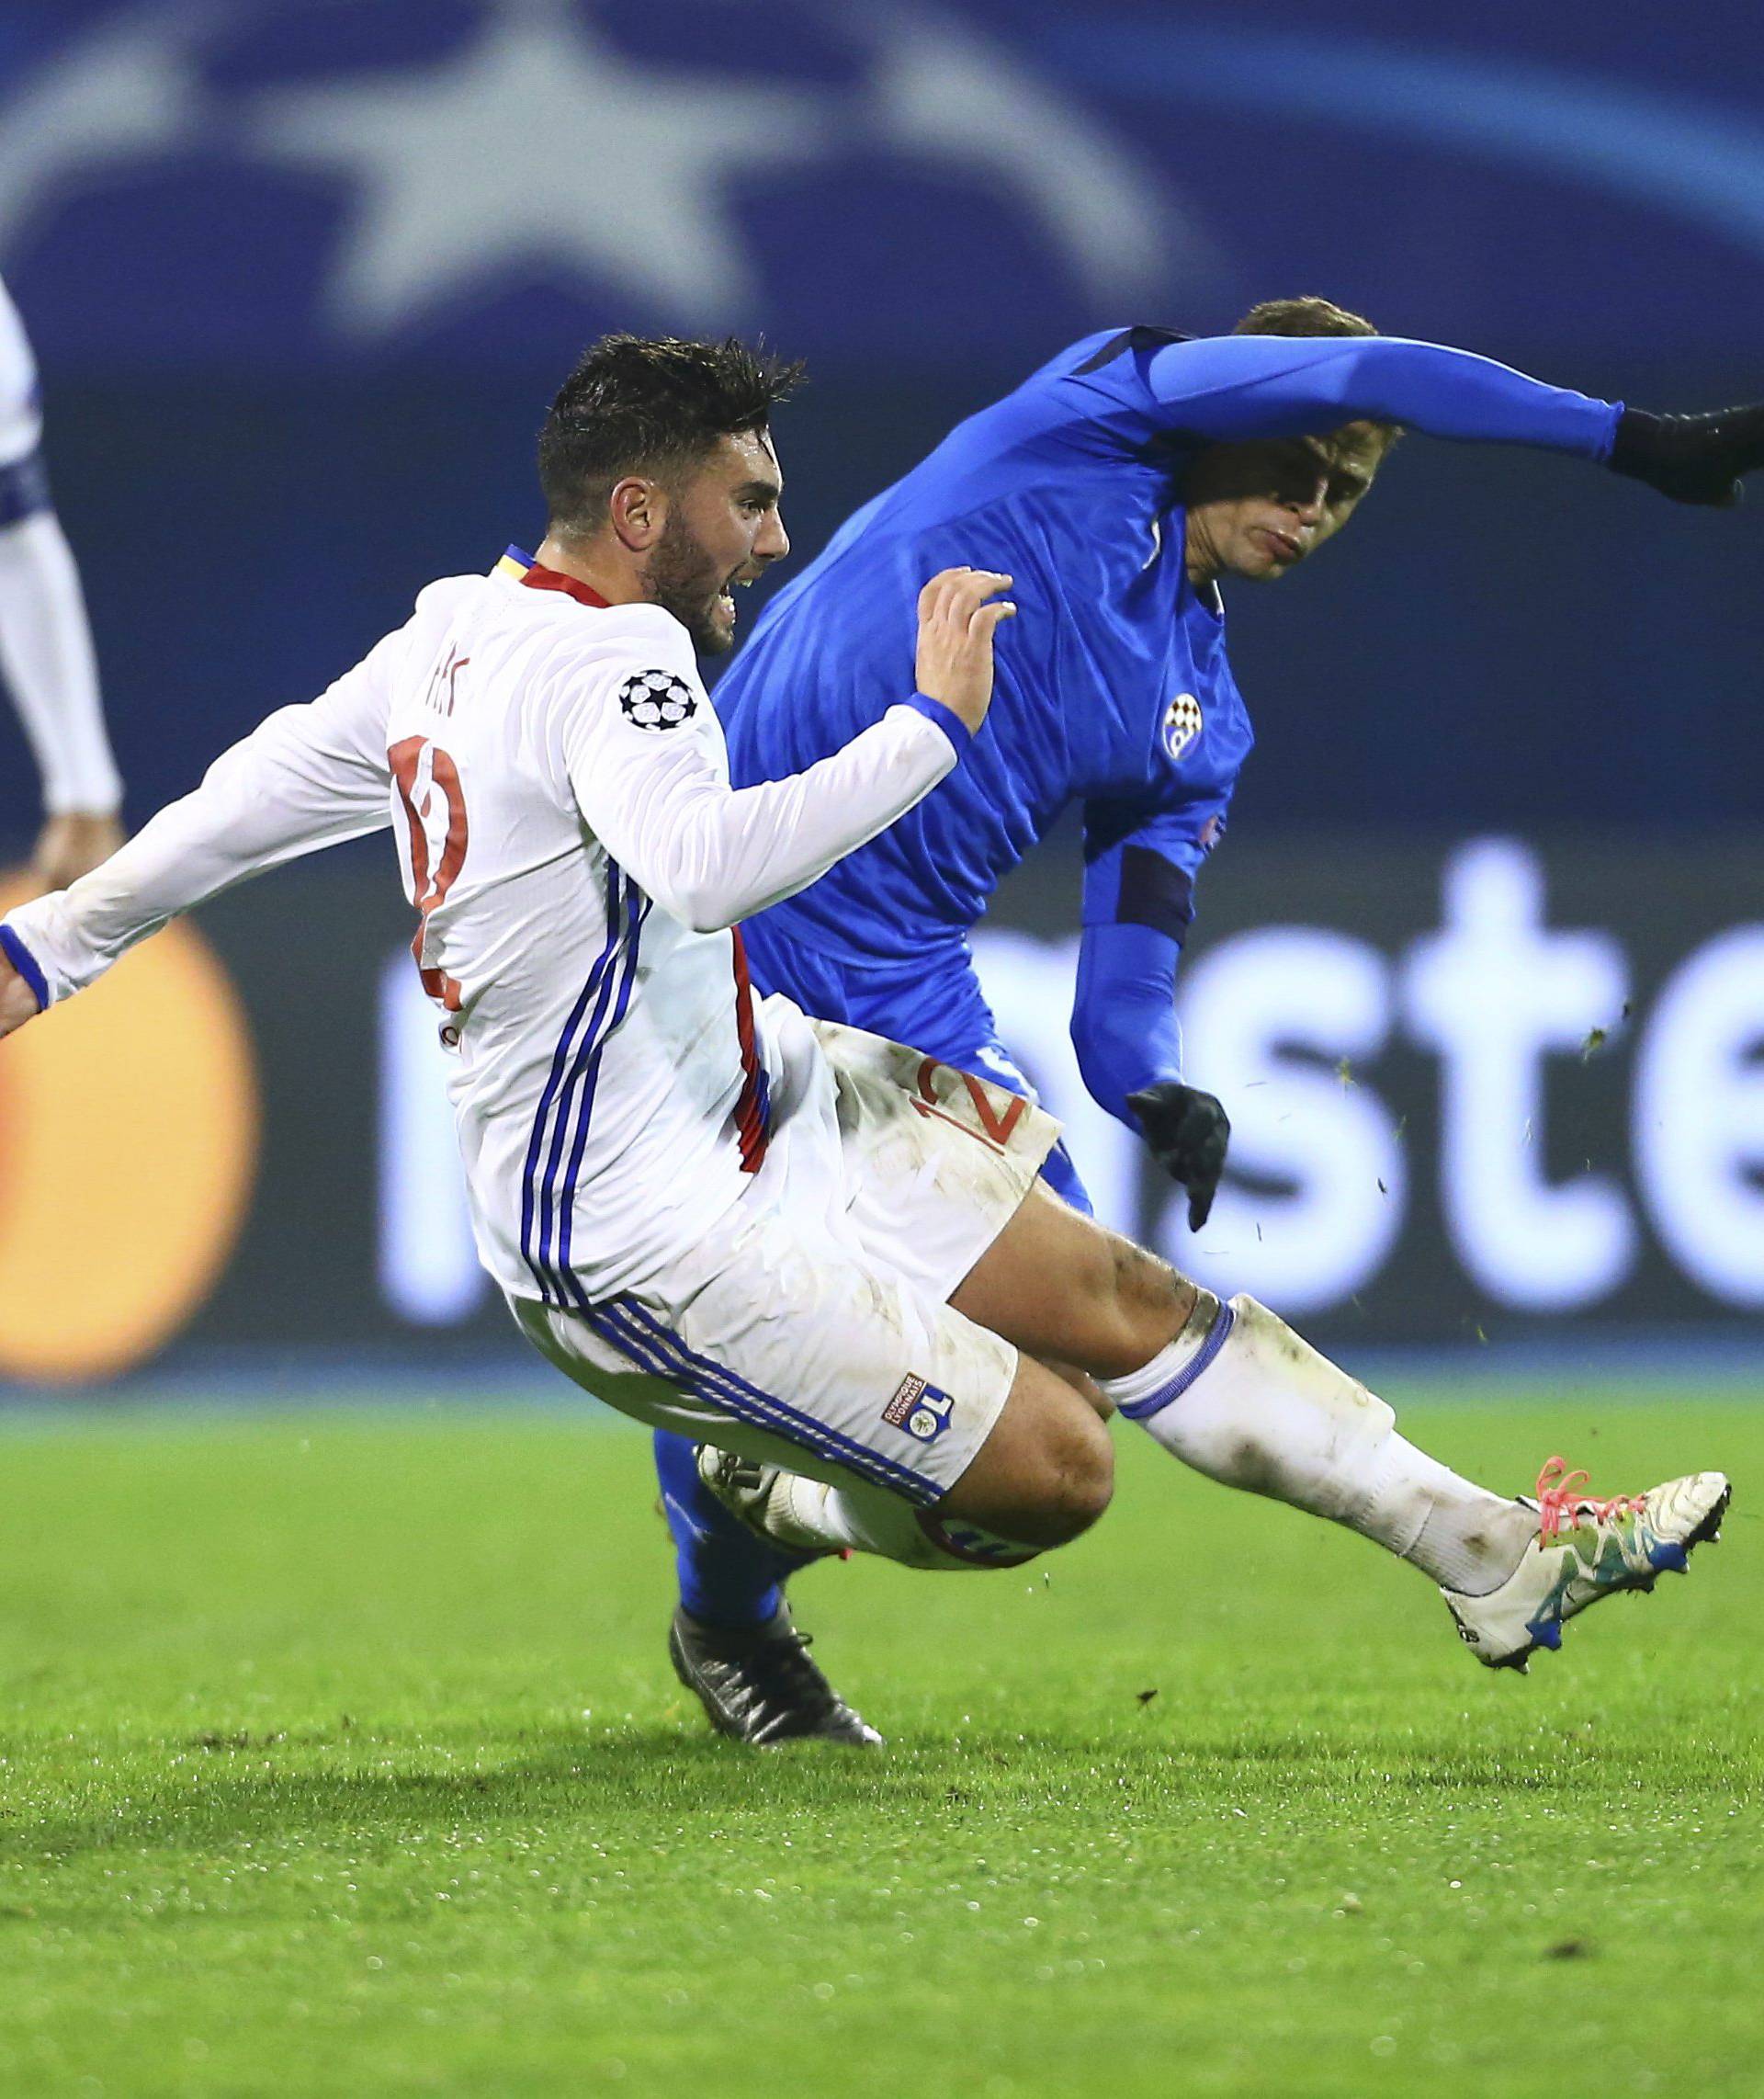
[1443,1456,1731,1673]
[695,1445,833,1557]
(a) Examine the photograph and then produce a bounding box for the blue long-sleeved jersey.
[720,327,1621,1132]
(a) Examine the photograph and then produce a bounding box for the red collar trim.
[523,561,611,610]
[495,544,611,609]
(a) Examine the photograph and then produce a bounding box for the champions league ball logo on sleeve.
[617,669,698,731]
[1163,692,1204,763]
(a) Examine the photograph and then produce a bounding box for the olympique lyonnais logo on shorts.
[1163,691,1204,763]
[617,668,698,731]
[882,1372,956,1445]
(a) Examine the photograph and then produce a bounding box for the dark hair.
[538,334,804,538]
[1233,296,1401,455]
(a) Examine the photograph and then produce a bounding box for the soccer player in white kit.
[0,274,124,893]
[0,336,1729,1744]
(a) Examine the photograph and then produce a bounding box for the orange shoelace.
[1534,1455,1646,1542]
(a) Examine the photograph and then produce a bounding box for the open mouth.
[717,575,752,624]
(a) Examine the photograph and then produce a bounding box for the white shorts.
[511,1007,1059,1504]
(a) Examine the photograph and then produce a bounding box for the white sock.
[1101,1294,1534,1596]
[768,1473,1043,1572]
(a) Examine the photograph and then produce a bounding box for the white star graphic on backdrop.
[865,10,1185,305]
[251,0,829,334]
[0,14,203,247]
[0,0,1203,339]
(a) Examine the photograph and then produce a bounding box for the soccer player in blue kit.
[659,296,1764,1742]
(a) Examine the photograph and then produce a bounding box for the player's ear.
[609,475,664,552]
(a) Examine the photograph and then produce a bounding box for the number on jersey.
[390,736,469,1014]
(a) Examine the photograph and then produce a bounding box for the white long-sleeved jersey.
[0,271,123,816]
[0,549,964,1301]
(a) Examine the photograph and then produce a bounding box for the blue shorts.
[741,915,1093,1215]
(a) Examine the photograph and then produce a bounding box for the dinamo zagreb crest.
[1163,691,1204,762]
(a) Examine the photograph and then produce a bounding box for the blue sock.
[652,1429,820,1629]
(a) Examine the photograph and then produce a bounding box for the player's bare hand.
[914,567,1016,733]
[31,810,124,897]
[0,949,40,1042]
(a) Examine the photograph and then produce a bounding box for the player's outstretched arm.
[1140,333,1620,458]
[0,634,399,1015]
[1131,332,1764,505]
[570,569,1014,935]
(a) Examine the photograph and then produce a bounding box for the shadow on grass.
[4,1712,1752,1866]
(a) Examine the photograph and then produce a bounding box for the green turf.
[0,1390,1757,2096]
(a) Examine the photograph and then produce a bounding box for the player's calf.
[960,1188,1544,1594]
[952,1182,1194,1381]
[1095,1286,1544,1594]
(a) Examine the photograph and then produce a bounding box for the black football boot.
[668,1604,884,1747]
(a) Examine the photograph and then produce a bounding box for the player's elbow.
[678,893,741,936]
[661,873,746,936]
[652,819,776,933]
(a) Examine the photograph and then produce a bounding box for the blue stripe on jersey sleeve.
[0,924,50,1011]
[900,693,973,755]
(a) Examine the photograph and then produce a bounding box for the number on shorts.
[911,1055,1028,1152]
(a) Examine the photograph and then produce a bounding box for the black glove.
[1609,403,1764,506]
[1126,1082,1230,1232]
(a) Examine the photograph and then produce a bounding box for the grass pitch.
[0,1388,1758,2097]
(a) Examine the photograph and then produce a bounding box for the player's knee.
[1014,1413,1114,1546]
